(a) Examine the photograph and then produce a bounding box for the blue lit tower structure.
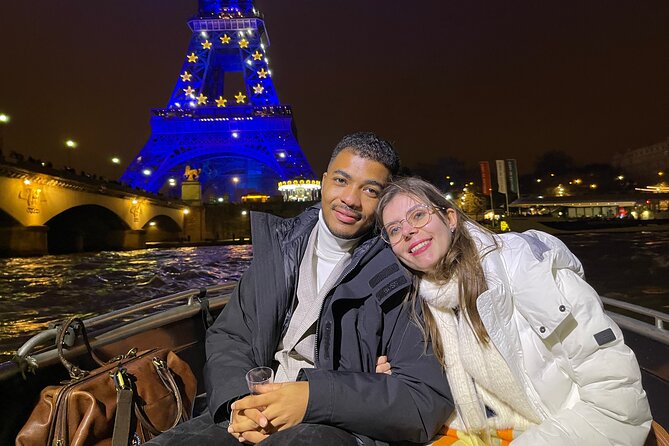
[121,0,314,200]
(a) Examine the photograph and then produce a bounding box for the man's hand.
[228,407,269,444]
[231,381,309,432]
[376,356,392,375]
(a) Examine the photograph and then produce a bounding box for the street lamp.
[232,176,240,202]
[64,139,78,167]
[0,113,10,155]
[111,157,121,164]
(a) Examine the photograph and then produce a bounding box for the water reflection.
[0,245,252,359]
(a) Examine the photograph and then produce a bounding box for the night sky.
[1,1,668,179]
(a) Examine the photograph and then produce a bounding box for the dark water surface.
[1,232,667,361]
[0,245,252,360]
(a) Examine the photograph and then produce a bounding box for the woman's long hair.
[376,177,495,366]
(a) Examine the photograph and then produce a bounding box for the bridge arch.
[147,149,285,200]
[45,205,133,254]
[142,214,183,244]
[0,209,21,228]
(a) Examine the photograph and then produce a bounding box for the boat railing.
[7,288,668,380]
[601,296,669,345]
[14,283,236,360]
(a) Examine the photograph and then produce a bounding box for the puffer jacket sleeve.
[299,302,453,444]
[204,263,259,423]
[513,233,652,446]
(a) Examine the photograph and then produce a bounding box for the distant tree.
[410,156,469,192]
[534,150,575,177]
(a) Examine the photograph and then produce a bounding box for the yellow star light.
[220,34,231,44]
[252,51,263,61]
[239,39,249,48]
[216,96,228,107]
[187,53,198,63]
[183,86,195,96]
[197,93,208,105]
[235,92,247,103]
[201,40,212,50]
[253,84,264,95]
[180,71,192,82]
[257,68,268,79]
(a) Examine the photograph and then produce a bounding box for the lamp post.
[111,156,121,180]
[232,176,240,202]
[65,139,78,168]
[0,113,10,156]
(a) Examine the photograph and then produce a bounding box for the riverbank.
[145,238,251,249]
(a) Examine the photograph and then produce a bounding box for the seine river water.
[1,232,668,361]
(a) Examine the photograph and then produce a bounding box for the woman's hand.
[376,355,392,375]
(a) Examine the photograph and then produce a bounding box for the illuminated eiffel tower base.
[121,0,314,201]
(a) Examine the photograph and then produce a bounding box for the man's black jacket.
[204,205,452,444]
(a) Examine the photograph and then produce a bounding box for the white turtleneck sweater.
[420,279,541,433]
[274,211,362,382]
[314,210,361,292]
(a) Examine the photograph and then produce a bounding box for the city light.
[217,197,224,203]
[232,132,239,138]
[65,139,78,148]
[23,179,31,185]
[149,221,156,227]
[0,113,10,124]
[131,199,138,205]
[142,169,152,176]
[183,208,190,215]
[241,210,248,216]
[111,157,121,164]
[232,176,240,184]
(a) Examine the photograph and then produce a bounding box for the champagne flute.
[245,366,274,395]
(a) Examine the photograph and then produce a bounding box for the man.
[148,132,452,446]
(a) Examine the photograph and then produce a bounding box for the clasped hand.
[228,381,309,444]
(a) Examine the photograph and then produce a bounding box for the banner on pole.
[496,160,507,194]
[505,159,519,194]
[479,161,491,196]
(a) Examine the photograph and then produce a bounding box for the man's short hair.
[330,132,400,177]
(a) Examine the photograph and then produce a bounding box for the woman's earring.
[450,227,455,234]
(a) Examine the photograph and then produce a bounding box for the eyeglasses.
[381,205,443,245]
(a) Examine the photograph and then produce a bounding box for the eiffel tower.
[121,0,315,201]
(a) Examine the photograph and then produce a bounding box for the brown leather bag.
[646,420,669,446]
[15,317,197,446]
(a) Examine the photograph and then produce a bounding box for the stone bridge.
[0,162,191,256]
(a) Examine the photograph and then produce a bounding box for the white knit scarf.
[420,278,540,432]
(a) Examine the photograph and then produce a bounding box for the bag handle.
[133,357,186,436]
[56,316,106,379]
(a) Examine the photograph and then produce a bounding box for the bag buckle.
[111,367,130,390]
[152,357,166,369]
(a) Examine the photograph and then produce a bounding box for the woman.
[375,177,652,446]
